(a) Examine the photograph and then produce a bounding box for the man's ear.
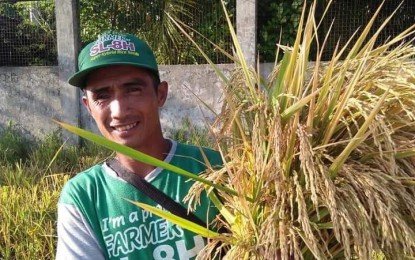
[82,94,92,114]
[157,81,168,107]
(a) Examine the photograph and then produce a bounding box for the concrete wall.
[0,64,238,140]
[0,67,61,139]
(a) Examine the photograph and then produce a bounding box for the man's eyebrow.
[86,78,148,92]
[122,78,147,86]
[88,86,110,94]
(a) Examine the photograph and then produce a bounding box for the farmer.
[56,31,222,259]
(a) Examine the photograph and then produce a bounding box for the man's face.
[82,65,168,151]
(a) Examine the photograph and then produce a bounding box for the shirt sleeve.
[56,202,105,260]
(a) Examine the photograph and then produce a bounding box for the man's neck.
[115,138,171,178]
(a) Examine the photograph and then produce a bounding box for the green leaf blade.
[125,199,220,239]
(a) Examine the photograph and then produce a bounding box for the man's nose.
[110,95,129,118]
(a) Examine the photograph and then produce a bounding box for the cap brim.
[68,62,159,88]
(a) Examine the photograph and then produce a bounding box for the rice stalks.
[184,0,415,258]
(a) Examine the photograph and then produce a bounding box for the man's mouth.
[111,122,138,131]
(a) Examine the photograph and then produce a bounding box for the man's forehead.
[85,67,151,86]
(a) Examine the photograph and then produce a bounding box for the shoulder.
[174,141,222,166]
[59,164,106,204]
[176,142,219,155]
[63,163,106,188]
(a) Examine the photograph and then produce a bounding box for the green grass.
[0,121,212,259]
[0,124,112,260]
[0,169,67,259]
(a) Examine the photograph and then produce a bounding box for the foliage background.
[0,0,56,66]
[1,0,414,66]
[78,0,236,64]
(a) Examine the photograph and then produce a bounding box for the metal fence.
[78,0,237,65]
[0,0,56,66]
[0,0,414,66]
[316,0,415,60]
[0,0,236,66]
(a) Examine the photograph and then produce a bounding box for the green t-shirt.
[57,141,222,260]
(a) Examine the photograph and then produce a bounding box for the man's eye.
[94,93,110,101]
[128,86,142,93]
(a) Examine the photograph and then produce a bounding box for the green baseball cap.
[68,31,159,88]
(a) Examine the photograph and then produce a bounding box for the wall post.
[236,0,257,68]
[55,0,81,146]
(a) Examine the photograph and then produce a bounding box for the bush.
[257,0,303,62]
[0,1,57,66]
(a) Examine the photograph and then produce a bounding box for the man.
[56,31,222,259]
